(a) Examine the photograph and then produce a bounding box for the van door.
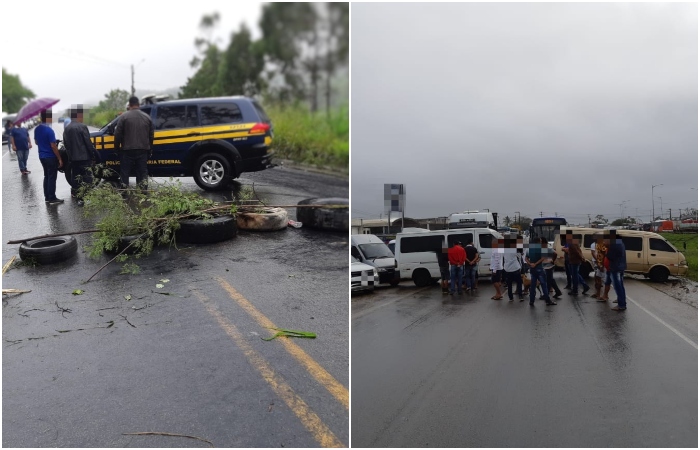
[396,234,444,281]
[648,236,682,275]
[477,231,497,276]
[620,236,644,273]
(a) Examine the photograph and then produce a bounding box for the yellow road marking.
[215,276,349,410]
[193,290,344,448]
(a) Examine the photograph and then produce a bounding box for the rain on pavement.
[352,274,697,448]
[2,125,349,448]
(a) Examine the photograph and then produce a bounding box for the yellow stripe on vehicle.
[215,276,349,410]
[193,290,345,448]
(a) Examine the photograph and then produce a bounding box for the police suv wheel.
[19,236,78,265]
[194,153,231,191]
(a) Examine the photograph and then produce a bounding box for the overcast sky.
[351,2,698,225]
[3,0,263,114]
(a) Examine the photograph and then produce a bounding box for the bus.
[530,217,568,247]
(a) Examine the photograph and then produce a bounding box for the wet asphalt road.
[2,128,349,448]
[352,274,697,448]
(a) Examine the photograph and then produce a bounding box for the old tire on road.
[19,236,78,265]
[237,207,289,231]
[176,215,237,244]
[296,198,348,232]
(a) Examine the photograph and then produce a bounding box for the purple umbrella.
[14,97,60,124]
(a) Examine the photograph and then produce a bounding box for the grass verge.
[266,103,348,171]
[661,232,697,282]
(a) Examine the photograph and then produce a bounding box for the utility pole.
[652,183,663,222]
[131,64,135,96]
[588,214,591,226]
[540,212,543,217]
[669,209,672,220]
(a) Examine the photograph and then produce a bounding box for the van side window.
[351,247,362,259]
[200,103,243,125]
[478,233,494,248]
[650,238,675,252]
[583,234,595,248]
[155,105,187,130]
[447,234,473,247]
[620,236,643,252]
[401,235,444,253]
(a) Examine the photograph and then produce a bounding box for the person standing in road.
[565,232,590,296]
[605,230,627,311]
[10,121,33,174]
[541,237,563,300]
[114,96,154,192]
[34,110,64,204]
[526,239,555,306]
[590,233,608,301]
[503,238,524,301]
[463,240,480,292]
[435,244,450,294]
[490,238,504,300]
[447,241,467,295]
[63,105,99,206]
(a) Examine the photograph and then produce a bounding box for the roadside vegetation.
[267,103,348,170]
[661,232,697,282]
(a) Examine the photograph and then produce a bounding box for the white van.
[447,211,495,229]
[553,226,688,282]
[394,228,503,287]
[350,234,399,285]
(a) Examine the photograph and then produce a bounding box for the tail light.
[249,123,270,135]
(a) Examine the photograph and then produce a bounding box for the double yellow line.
[193,277,348,447]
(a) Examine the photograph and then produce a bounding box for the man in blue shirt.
[10,122,32,174]
[34,110,65,204]
[526,239,556,306]
[605,230,627,311]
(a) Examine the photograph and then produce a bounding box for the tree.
[216,24,265,97]
[514,215,532,231]
[503,216,511,227]
[322,2,349,112]
[594,214,608,224]
[182,13,224,98]
[98,89,130,111]
[2,68,35,113]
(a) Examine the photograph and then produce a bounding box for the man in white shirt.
[503,237,524,301]
[490,238,504,300]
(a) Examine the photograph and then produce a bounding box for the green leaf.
[261,327,316,341]
[72,289,84,295]
[155,284,164,289]
[159,279,170,283]
[124,294,132,301]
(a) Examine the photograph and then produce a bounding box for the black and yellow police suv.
[90,96,274,191]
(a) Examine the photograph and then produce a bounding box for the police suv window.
[185,105,198,127]
[649,238,675,252]
[401,235,444,253]
[155,105,187,130]
[200,103,243,125]
[620,236,643,252]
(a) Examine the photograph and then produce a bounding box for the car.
[351,234,399,285]
[89,96,275,191]
[351,256,378,293]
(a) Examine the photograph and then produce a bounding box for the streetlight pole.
[652,184,663,222]
[657,197,663,217]
[515,211,520,228]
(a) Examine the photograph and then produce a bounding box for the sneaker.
[569,291,578,295]
[582,286,590,294]
[546,301,557,306]
[47,198,65,204]
[508,298,514,302]
[611,306,626,311]
[564,285,571,290]
[553,293,562,299]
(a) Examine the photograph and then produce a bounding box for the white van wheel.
[412,269,431,287]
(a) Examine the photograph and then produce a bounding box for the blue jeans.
[464,264,477,289]
[450,265,463,294]
[611,271,626,308]
[530,266,549,303]
[505,270,523,299]
[119,150,149,189]
[39,157,59,201]
[569,263,589,293]
[16,149,29,172]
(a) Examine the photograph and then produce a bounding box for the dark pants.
[530,266,549,303]
[564,258,572,286]
[569,263,589,293]
[505,270,523,299]
[119,150,149,190]
[545,268,562,296]
[70,160,94,197]
[39,157,59,201]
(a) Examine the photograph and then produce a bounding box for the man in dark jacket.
[605,230,627,311]
[565,232,590,295]
[115,96,154,191]
[63,105,98,205]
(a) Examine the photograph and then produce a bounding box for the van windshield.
[359,243,394,260]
